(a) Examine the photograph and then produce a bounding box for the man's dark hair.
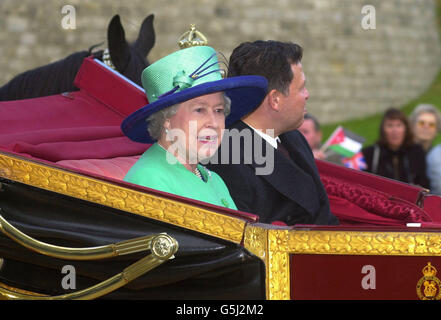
[227,40,303,95]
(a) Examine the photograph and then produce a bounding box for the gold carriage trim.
[0,152,246,244]
[5,152,441,300]
[0,282,46,299]
[244,225,441,300]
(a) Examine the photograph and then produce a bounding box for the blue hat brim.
[121,75,267,143]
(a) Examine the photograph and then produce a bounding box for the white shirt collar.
[245,122,280,149]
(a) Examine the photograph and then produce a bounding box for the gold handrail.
[0,213,179,300]
[0,233,178,300]
[0,213,159,260]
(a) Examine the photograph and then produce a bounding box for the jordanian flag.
[324,126,365,158]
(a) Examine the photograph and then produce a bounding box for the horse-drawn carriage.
[1,55,441,300]
[1,16,441,299]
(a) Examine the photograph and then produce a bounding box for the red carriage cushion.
[57,155,141,180]
[321,174,432,225]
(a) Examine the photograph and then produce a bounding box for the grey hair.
[146,93,232,141]
[409,103,441,133]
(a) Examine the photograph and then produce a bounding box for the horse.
[0,14,155,101]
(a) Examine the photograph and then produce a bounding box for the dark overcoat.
[208,121,339,225]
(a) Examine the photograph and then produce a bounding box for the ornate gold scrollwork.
[244,225,441,300]
[0,153,246,244]
[0,215,178,300]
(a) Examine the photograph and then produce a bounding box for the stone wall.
[0,0,440,123]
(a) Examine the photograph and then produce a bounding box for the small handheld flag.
[342,151,367,170]
[321,126,365,158]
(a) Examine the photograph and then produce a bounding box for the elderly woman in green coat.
[121,45,267,209]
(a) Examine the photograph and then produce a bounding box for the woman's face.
[414,112,437,143]
[164,92,226,166]
[383,118,406,150]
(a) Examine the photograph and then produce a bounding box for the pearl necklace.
[194,167,203,180]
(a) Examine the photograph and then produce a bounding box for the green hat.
[121,45,267,143]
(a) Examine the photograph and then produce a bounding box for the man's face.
[298,119,322,149]
[278,63,309,131]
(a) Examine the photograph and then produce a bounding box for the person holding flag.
[361,108,429,188]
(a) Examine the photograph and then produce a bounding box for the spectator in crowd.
[362,108,430,188]
[427,144,441,195]
[409,104,441,195]
[409,103,441,152]
[298,113,344,165]
[298,113,325,159]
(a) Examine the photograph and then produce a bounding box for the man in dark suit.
[208,40,339,225]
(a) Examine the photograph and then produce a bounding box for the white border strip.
[93,58,145,92]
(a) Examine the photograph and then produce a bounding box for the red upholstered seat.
[0,57,261,224]
[316,159,441,226]
[321,174,432,225]
[57,155,140,181]
[0,57,149,163]
[316,159,424,205]
[420,195,441,222]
